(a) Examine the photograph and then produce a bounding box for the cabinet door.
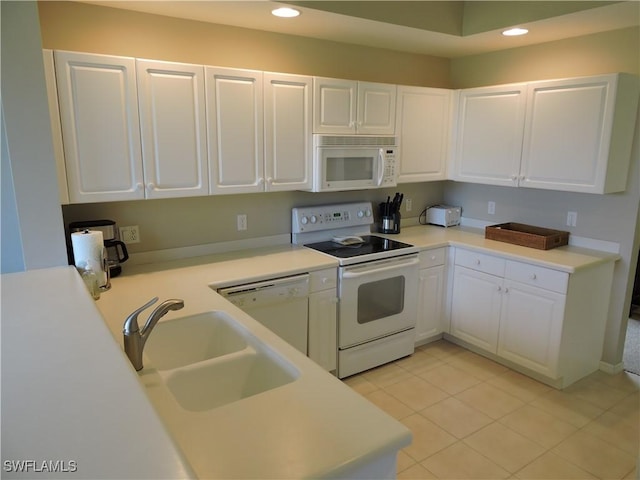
[206,67,264,194]
[313,77,357,134]
[396,86,451,182]
[416,265,445,343]
[357,82,396,135]
[520,74,635,194]
[308,290,337,372]
[54,51,144,203]
[450,265,502,352]
[264,73,312,191]
[137,60,208,199]
[453,84,527,187]
[498,280,565,377]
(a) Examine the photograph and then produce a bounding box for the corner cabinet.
[448,248,615,388]
[136,59,208,199]
[53,50,145,203]
[313,77,396,134]
[396,86,452,183]
[452,74,639,194]
[451,83,527,187]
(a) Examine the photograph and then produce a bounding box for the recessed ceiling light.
[272,7,300,18]
[502,27,529,37]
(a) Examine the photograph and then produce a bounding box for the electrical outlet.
[567,211,577,227]
[237,214,248,231]
[119,225,140,244]
[488,201,496,215]
[405,198,412,212]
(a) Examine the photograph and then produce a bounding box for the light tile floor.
[343,340,640,480]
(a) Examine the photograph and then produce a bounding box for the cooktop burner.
[304,235,413,259]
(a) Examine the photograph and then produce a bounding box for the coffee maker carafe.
[69,220,129,277]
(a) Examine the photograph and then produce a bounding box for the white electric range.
[292,202,419,378]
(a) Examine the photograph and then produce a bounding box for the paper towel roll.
[71,230,106,285]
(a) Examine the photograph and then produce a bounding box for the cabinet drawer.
[505,261,568,294]
[455,249,505,277]
[419,248,446,268]
[310,268,337,292]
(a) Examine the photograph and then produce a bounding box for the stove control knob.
[357,210,364,218]
[365,209,372,217]
[310,215,318,224]
[301,216,309,225]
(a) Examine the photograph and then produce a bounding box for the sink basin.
[164,349,298,411]
[142,310,299,412]
[144,311,249,370]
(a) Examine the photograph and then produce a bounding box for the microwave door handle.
[376,148,385,186]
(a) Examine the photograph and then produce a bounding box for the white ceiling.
[84,1,640,58]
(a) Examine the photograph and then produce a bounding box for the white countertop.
[383,225,620,272]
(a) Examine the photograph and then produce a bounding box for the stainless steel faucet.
[123,297,184,371]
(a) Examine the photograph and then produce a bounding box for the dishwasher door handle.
[217,273,309,296]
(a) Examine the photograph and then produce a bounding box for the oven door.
[338,254,419,348]
[316,146,384,191]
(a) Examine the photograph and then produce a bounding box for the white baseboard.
[599,360,625,374]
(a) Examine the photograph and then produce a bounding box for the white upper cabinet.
[136,59,208,199]
[451,83,527,187]
[54,51,144,203]
[452,74,639,194]
[263,72,313,192]
[313,77,396,134]
[206,67,264,194]
[520,74,639,194]
[396,86,452,183]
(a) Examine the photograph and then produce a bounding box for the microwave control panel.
[381,149,397,186]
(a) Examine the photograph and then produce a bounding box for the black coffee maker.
[69,219,129,277]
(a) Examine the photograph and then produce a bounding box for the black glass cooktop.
[304,235,413,259]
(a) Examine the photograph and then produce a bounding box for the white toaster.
[426,205,462,227]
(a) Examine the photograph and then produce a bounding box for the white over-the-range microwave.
[309,135,398,192]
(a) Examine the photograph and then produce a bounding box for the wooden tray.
[485,222,569,250]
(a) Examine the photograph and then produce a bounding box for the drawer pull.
[497,286,502,292]
[431,255,436,261]
[531,273,537,280]
[475,259,481,265]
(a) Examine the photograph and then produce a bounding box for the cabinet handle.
[430,255,436,261]
[497,286,502,292]
[475,259,481,265]
[147,182,156,190]
[135,182,143,191]
[530,273,537,280]
[504,287,509,293]
[520,175,526,181]
[511,174,518,181]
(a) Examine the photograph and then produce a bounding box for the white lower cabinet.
[498,280,565,378]
[450,265,502,352]
[416,248,446,344]
[308,268,338,372]
[448,248,613,388]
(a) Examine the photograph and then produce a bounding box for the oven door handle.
[342,256,419,278]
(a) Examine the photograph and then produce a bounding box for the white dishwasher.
[217,274,310,354]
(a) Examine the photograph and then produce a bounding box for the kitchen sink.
[144,311,249,370]
[163,348,298,411]
[142,309,299,412]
